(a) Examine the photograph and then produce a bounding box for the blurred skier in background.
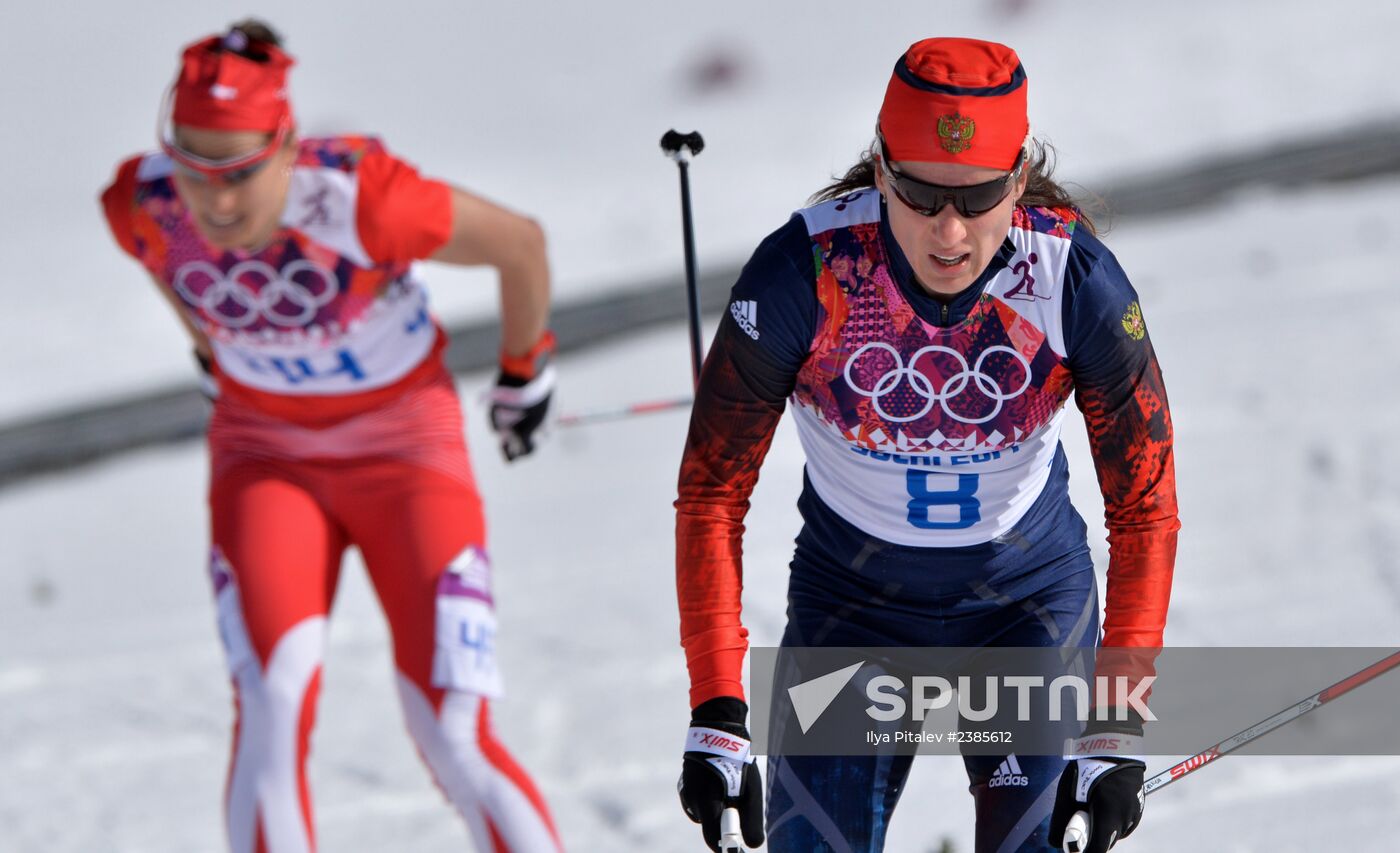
[100,20,562,853]
[675,37,1178,853]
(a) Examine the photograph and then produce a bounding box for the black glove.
[194,350,220,401]
[679,697,765,852]
[1049,720,1146,853]
[488,331,556,462]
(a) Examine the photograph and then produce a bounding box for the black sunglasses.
[877,131,1024,218]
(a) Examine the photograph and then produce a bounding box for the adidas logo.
[730,300,759,340]
[989,753,1030,788]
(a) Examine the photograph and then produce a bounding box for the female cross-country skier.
[101,20,562,852]
[675,37,1178,853]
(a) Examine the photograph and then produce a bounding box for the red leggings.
[206,385,561,852]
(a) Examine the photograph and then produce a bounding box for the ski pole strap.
[685,726,754,764]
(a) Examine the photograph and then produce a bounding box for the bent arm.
[429,187,550,358]
[102,158,213,358]
[148,274,212,360]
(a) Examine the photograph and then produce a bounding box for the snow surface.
[4,2,1400,850]
[5,175,1400,850]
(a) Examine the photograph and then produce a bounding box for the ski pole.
[717,807,746,852]
[1063,648,1400,852]
[555,395,693,428]
[659,129,706,390]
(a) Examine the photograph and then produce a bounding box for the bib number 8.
[906,471,981,530]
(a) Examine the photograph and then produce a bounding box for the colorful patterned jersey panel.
[104,136,449,398]
[789,191,1079,546]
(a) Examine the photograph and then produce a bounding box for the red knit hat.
[170,31,295,132]
[878,38,1028,170]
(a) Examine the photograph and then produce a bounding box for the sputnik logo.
[788,661,865,734]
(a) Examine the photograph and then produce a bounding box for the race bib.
[209,546,257,676]
[430,545,504,697]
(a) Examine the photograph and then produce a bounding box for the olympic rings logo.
[843,341,1033,425]
[174,260,339,328]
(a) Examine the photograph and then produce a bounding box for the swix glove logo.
[696,733,746,754]
[1076,737,1125,754]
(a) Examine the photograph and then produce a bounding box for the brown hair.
[223,19,284,57]
[810,138,1102,235]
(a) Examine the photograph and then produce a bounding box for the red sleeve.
[100,156,144,259]
[354,148,454,264]
[676,326,788,709]
[1076,339,1179,652]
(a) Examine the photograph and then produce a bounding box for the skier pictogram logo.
[299,187,331,229]
[1004,252,1044,301]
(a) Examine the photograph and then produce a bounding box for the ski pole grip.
[717,807,746,852]
[661,129,706,158]
[1063,810,1089,853]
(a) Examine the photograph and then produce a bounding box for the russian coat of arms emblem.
[936,113,976,154]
